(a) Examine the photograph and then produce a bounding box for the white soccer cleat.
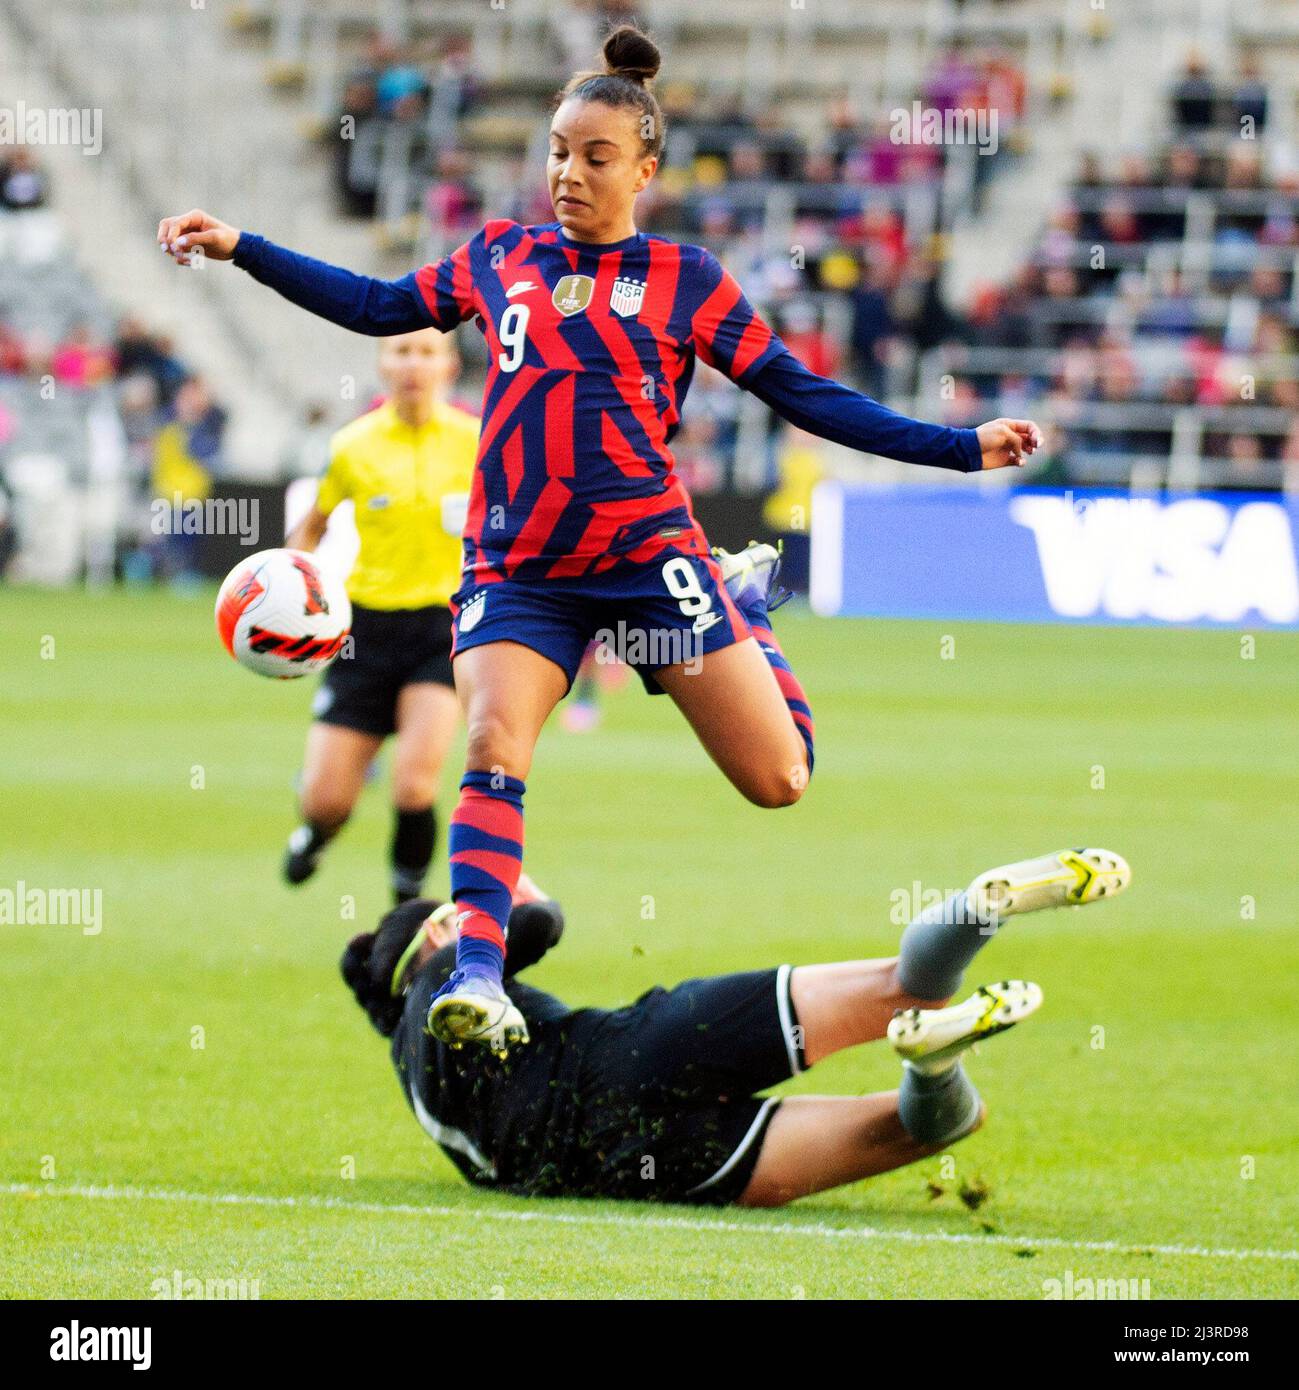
[426,973,530,1059]
[711,541,790,611]
[967,847,1130,921]
[713,540,780,587]
[889,980,1043,1074]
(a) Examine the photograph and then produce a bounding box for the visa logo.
[1010,495,1299,624]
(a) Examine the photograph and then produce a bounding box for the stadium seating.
[3,0,1296,590]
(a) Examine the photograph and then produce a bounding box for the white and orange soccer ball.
[215,548,351,679]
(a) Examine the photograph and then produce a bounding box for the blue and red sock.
[448,769,525,981]
[735,590,815,777]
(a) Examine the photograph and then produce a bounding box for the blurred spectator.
[0,319,29,375]
[776,301,840,379]
[1232,56,1269,134]
[51,322,114,389]
[332,78,382,218]
[0,472,15,577]
[0,149,49,209]
[1170,55,1217,131]
[425,147,482,237]
[150,377,223,583]
[848,263,896,398]
[171,377,227,474]
[113,317,187,405]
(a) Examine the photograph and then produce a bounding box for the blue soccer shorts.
[449,548,752,694]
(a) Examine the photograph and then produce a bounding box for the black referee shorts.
[570,966,807,1206]
[312,602,455,738]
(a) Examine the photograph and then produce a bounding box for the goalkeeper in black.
[341,847,1128,1206]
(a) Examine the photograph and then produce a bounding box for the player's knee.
[392,768,437,811]
[301,786,353,830]
[464,713,532,780]
[743,759,809,809]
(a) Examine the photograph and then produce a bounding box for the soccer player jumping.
[158,25,1042,1055]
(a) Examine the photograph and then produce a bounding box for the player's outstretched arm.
[744,348,1039,471]
[156,207,434,336]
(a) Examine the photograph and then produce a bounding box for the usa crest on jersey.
[609,276,646,318]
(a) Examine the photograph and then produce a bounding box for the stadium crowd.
[4,5,1296,589]
[0,150,231,583]
[315,14,1295,495]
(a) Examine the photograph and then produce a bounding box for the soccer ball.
[215,548,351,680]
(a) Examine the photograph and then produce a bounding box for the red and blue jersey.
[233,222,982,583]
[411,219,783,582]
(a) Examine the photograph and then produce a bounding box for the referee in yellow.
[283,328,477,903]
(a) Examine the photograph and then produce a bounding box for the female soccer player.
[158,25,1042,1054]
[281,328,476,905]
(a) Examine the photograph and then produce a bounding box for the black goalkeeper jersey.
[387,937,798,1205]
[390,965,609,1195]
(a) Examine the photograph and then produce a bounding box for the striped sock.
[736,591,815,777]
[448,770,525,980]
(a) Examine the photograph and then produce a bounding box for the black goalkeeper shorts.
[565,966,807,1206]
[312,602,454,737]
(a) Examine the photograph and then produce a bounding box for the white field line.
[4,1181,1297,1266]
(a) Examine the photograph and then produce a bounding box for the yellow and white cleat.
[426,973,530,1060]
[889,980,1043,1074]
[967,847,1130,922]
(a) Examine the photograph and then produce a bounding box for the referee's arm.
[285,505,328,552]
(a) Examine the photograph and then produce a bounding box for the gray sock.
[898,1060,982,1145]
[896,890,997,999]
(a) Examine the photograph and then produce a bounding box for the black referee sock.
[391,806,437,903]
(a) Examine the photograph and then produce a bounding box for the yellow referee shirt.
[317,399,479,609]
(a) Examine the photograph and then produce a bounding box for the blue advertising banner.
[809,484,1299,629]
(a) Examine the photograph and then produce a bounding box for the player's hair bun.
[602,25,660,86]
[558,25,666,158]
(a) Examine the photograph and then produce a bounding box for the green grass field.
[2,584,1297,1299]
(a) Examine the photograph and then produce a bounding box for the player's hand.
[156,209,241,266]
[975,418,1042,470]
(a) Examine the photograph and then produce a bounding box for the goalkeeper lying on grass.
[341,849,1129,1207]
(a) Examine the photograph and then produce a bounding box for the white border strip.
[4,1182,1296,1265]
[410,1085,496,1180]
[809,479,844,617]
[684,1097,779,1197]
[775,963,805,1075]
